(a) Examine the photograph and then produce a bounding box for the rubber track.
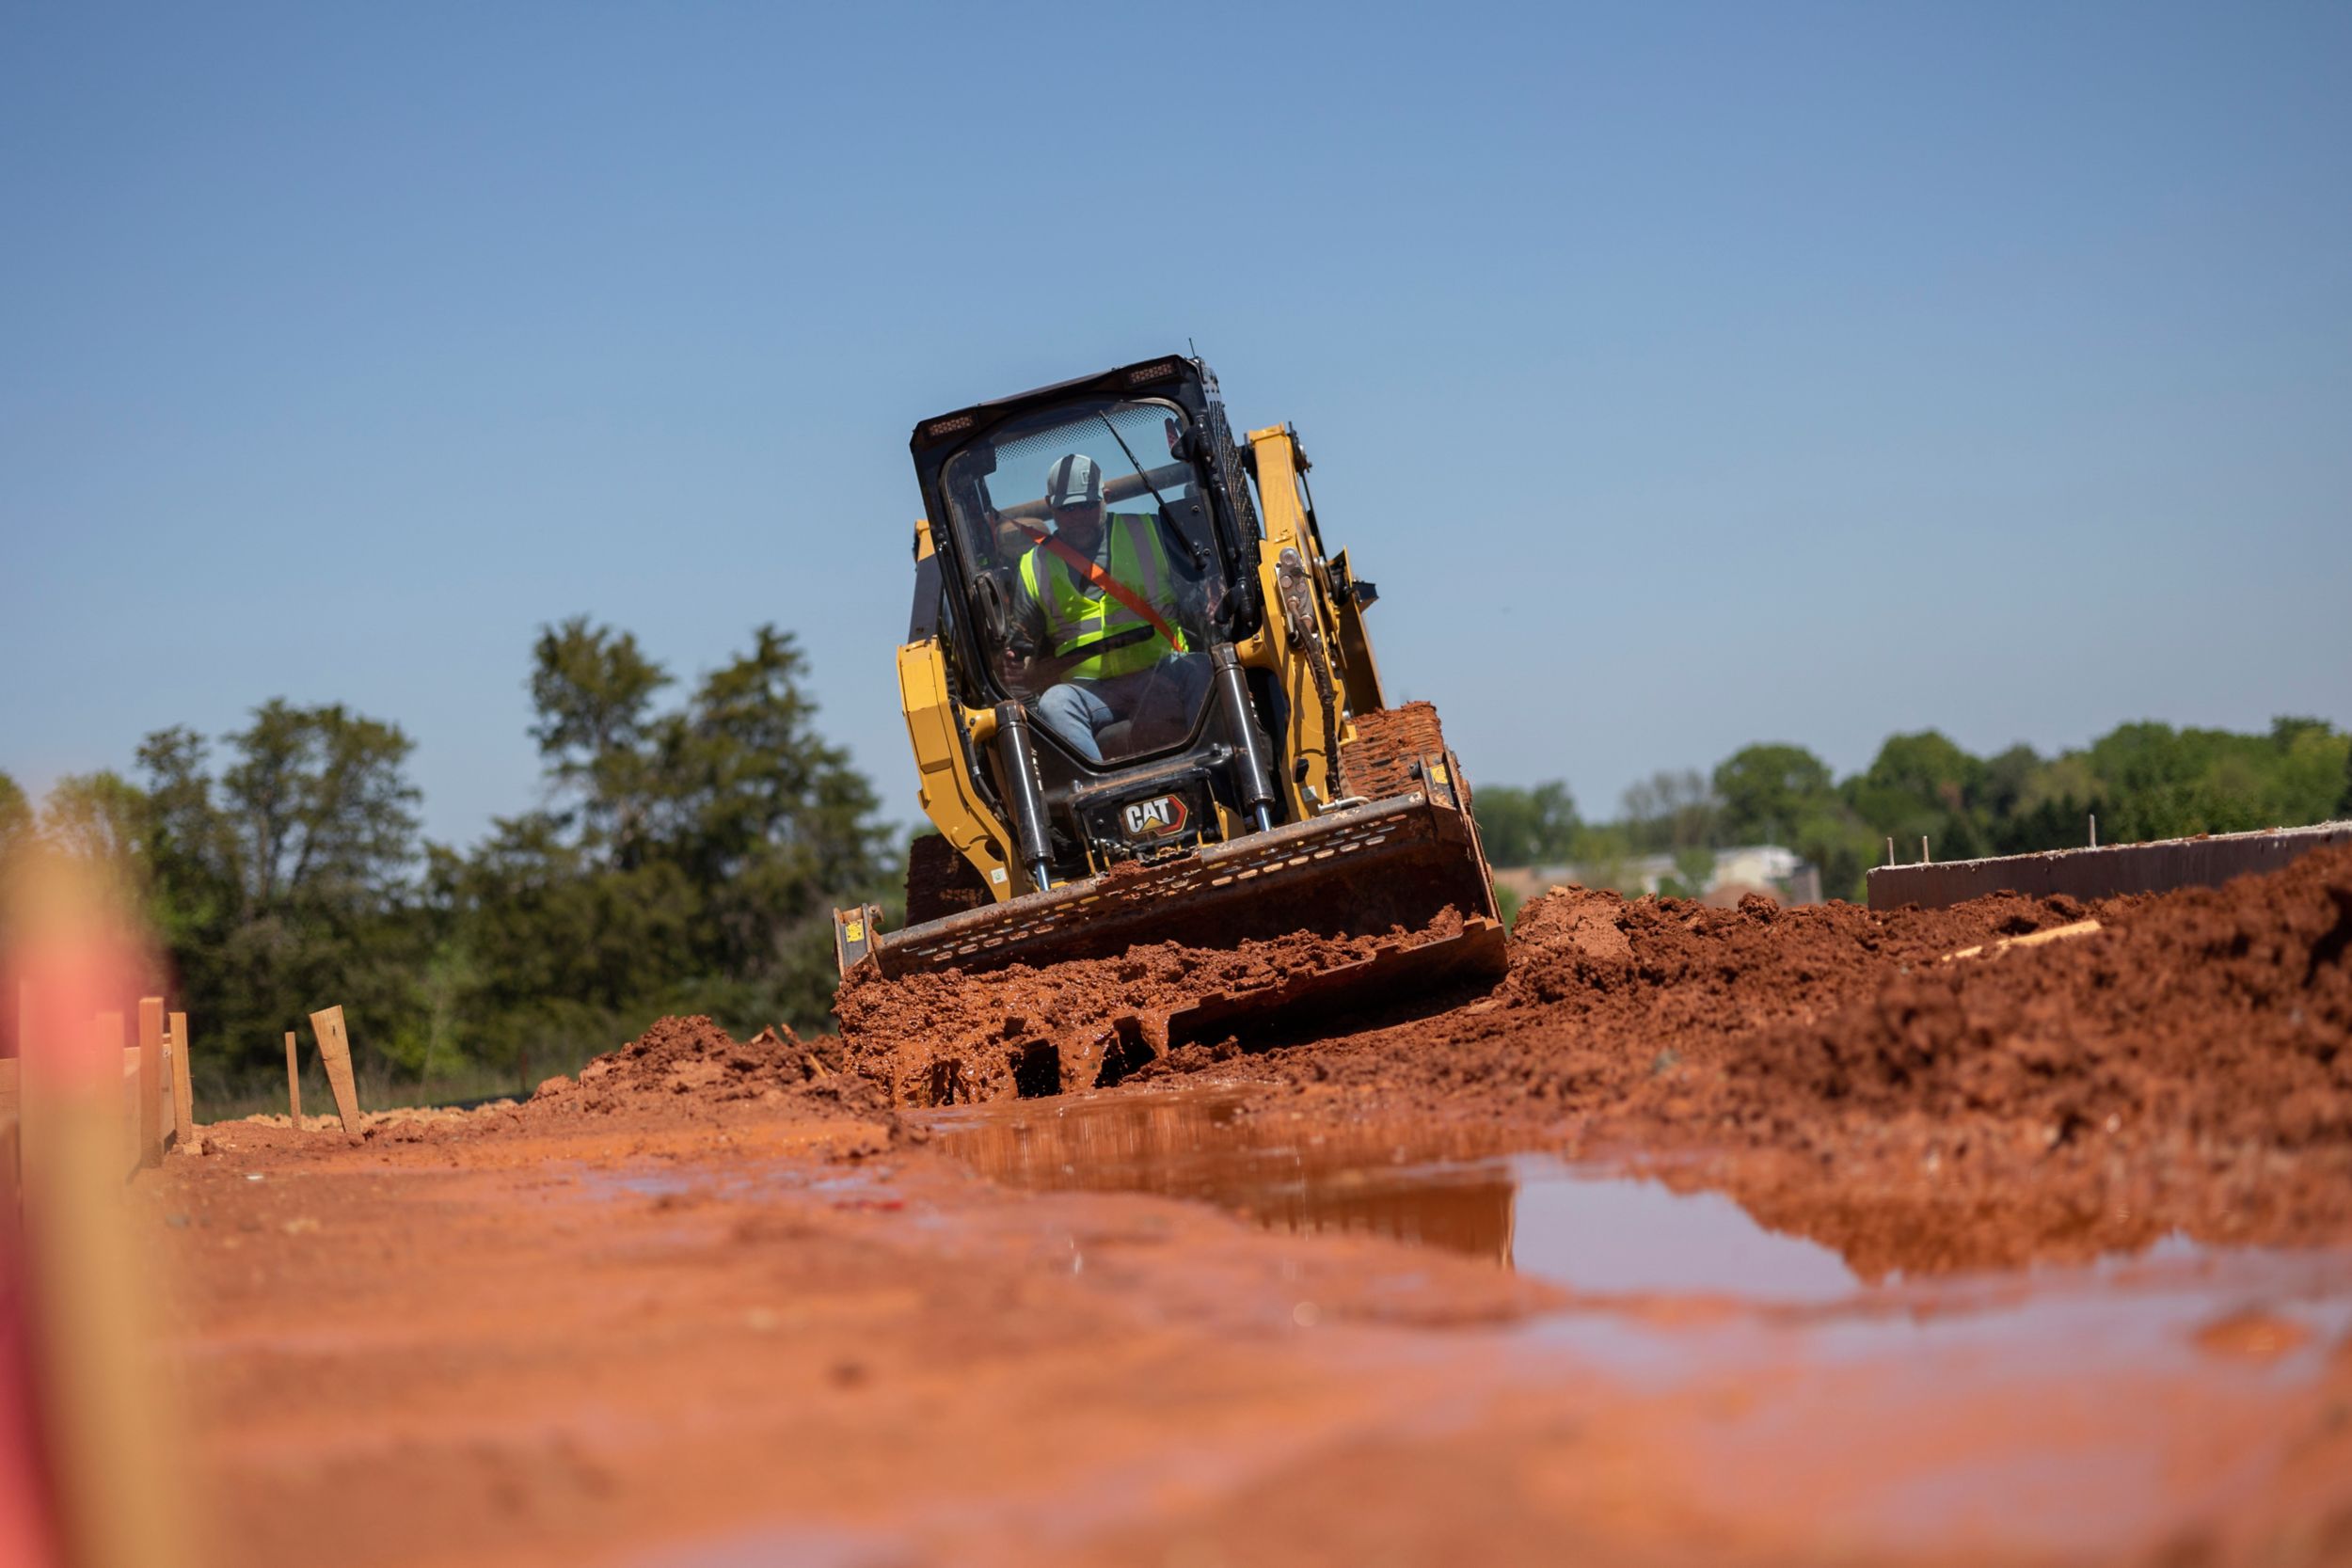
[904,833,991,927]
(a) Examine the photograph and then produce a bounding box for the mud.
[836,909,1480,1105]
[159,1079,2352,1568]
[1224,843,2352,1264]
[530,1013,882,1117]
[838,843,2352,1272]
[143,844,2352,1565]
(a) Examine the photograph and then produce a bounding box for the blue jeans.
[1033,654,1213,764]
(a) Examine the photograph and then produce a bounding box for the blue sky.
[6,2,2347,847]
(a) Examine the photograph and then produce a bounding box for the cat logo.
[1121,793,1189,840]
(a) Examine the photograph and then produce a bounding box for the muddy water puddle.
[922,1087,2352,1368]
[921,1086,1858,1302]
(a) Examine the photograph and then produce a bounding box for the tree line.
[0,621,894,1096]
[1473,719,2352,900]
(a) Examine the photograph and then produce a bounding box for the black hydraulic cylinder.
[994,702,1056,890]
[1210,643,1279,834]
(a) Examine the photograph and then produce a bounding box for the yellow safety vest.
[1018,514,1189,681]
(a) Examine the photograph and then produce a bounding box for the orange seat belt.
[1017,522,1184,653]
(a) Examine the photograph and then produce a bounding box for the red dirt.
[532,1014,883,1117]
[1119,845,2352,1273]
[831,845,2352,1272]
[834,910,1477,1104]
[136,845,2352,1565]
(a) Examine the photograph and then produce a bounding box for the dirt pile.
[835,911,1476,1104]
[1142,879,2084,1111]
[1148,844,2352,1265]
[530,1014,885,1117]
[1389,844,2352,1154]
[1734,850,2351,1148]
[835,838,2351,1261]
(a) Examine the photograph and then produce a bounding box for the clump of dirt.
[530,1015,885,1118]
[835,913,1474,1106]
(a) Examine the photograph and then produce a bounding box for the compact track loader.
[833,354,1504,1040]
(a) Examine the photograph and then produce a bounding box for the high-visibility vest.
[1019,514,1190,681]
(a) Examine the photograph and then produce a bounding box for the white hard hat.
[1045,452,1104,511]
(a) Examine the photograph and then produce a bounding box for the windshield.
[941,398,1226,768]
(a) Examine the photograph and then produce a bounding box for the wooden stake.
[168,1011,199,1155]
[159,1035,178,1148]
[307,1006,361,1132]
[1939,918,2105,965]
[137,996,165,1169]
[285,1030,302,1127]
[104,1012,130,1175]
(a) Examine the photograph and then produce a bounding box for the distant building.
[1493,844,1822,908]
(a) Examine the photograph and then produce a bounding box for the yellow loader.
[833,353,1504,1045]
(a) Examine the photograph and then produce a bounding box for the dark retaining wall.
[1865,821,2352,911]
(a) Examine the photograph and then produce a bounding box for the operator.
[1007,452,1211,764]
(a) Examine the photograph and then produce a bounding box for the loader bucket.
[835,783,1506,1058]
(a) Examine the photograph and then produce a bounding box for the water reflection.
[926,1089,1518,1263]
[922,1088,1857,1300]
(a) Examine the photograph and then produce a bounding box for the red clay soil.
[136,846,2352,1567]
[531,1014,884,1117]
[826,843,2352,1272]
[834,911,1478,1105]
[1137,843,2352,1271]
[155,1037,2352,1568]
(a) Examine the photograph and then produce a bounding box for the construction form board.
[1867,820,2352,911]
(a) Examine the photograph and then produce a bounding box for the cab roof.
[909,354,1212,453]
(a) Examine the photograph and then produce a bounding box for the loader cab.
[939,397,1218,764]
[910,355,1280,875]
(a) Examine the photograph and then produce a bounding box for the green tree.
[36,771,156,916]
[1,771,37,861]
[137,704,425,1078]
[441,621,894,1073]
[1712,744,1834,845]
[529,617,674,860]
[1656,844,1719,900]
[2263,717,2350,826]
[38,770,147,863]
[1620,768,1716,854]
[1472,780,1580,867]
[1847,730,1988,860]
[2075,719,2346,843]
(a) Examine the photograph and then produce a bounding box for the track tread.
[905,833,991,927]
